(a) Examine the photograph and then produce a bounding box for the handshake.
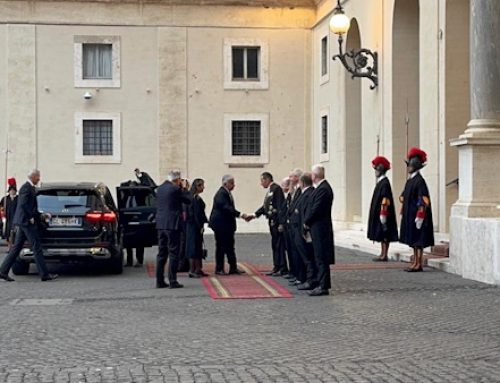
[241,213,256,222]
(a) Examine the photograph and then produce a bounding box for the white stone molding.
[74,112,121,164]
[319,106,330,162]
[224,113,269,165]
[74,35,121,88]
[223,38,269,90]
[319,31,330,86]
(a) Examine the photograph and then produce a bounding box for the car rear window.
[37,190,103,213]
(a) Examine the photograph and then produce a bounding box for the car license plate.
[49,216,82,227]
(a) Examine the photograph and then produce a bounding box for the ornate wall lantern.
[329,0,378,90]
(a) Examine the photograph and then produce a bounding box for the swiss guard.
[368,156,398,262]
[399,147,435,272]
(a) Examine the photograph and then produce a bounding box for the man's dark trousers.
[0,224,49,278]
[156,229,180,284]
[284,225,296,276]
[270,224,287,272]
[214,229,237,272]
[292,227,317,285]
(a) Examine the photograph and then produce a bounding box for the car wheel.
[12,260,30,275]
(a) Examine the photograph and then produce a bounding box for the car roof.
[39,182,108,191]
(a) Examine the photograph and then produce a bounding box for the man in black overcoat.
[248,172,288,276]
[209,175,248,275]
[0,169,57,282]
[399,147,435,272]
[282,169,305,285]
[368,156,398,262]
[292,172,317,290]
[303,164,334,296]
[155,170,191,288]
[135,168,157,188]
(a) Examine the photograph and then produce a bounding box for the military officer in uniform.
[399,147,435,272]
[248,172,288,276]
[368,156,398,262]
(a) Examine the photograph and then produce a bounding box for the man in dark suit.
[304,165,335,296]
[209,175,248,275]
[135,168,157,188]
[0,169,57,282]
[282,169,305,285]
[155,170,191,289]
[248,172,288,276]
[293,173,318,291]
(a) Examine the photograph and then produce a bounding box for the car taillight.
[101,212,117,222]
[85,211,117,224]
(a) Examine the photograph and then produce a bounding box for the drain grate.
[9,299,74,306]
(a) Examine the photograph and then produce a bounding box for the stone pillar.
[157,27,188,179]
[449,0,500,283]
[6,25,37,179]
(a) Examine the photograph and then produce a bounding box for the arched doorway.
[345,18,362,223]
[392,0,420,196]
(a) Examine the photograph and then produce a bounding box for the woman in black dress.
[1,185,18,248]
[368,156,398,262]
[186,178,208,278]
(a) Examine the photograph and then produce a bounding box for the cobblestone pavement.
[0,234,499,382]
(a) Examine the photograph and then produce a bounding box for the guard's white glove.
[415,217,424,230]
[380,215,387,225]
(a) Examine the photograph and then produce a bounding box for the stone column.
[449,0,500,283]
[157,27,188,179]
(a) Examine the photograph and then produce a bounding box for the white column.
[449,0,500,284]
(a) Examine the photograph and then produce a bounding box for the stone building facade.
[1,0,498,283]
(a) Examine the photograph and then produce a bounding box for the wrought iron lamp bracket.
[332,34,378,90]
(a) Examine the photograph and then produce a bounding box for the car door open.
[116,185,158,248]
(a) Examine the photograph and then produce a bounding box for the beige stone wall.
[311,0,469,235]
[0,3,311,232]
[33,25,159,189]
[312,0,383,229]
[186,27,311,230]
[0,25,6,186]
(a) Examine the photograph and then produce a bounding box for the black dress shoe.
[124,263,133,267]
[372,257,388,262]
[297,282,315,291]
[169,281,184,289]
[266,269,279,276]
[0,273,15,282]
[228,268,245,275]
[156,281,169,288]
[307,287,330,296]
[266,271,280,276]
[405,267,423,272]
[189,272,201,279]
[283,274,294,280]
[41,274,59,282]
[215,270,227,275]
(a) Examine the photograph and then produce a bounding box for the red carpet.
[202,263,293,300]
[145,261,293,299]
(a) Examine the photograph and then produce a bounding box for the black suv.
[14,182,123,275]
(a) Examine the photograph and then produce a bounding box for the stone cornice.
[0,0,316,28]
[5,0,316,6]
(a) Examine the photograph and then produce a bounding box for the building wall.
[0,2,312,233]
[311,0,467,235]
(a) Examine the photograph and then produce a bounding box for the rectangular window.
[82,120,113,156]
[232,121,261,156]
[321,36,328,77]
[82,44,113,80]
[321,115,328,154]
[232,47,260,81]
